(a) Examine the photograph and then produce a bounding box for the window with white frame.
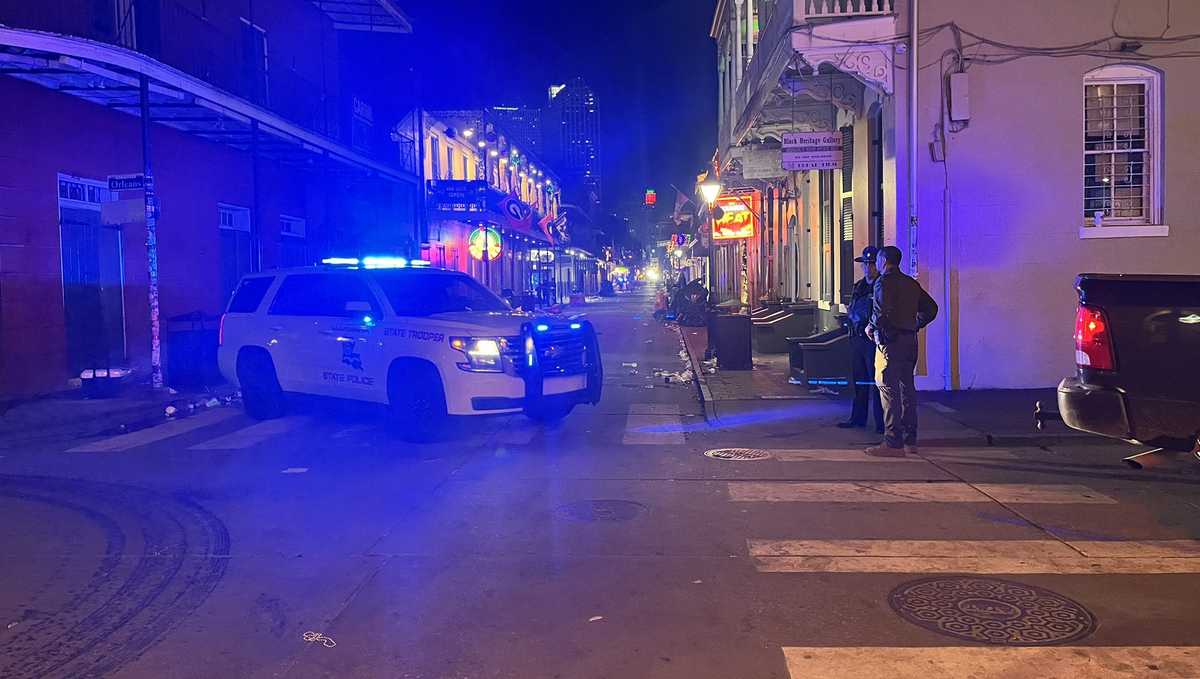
[279,214,306,238]
[279,215,309,267]
[1083,64,1162,230]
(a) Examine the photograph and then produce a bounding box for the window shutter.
[841,197,854,241]
[840,125,854,193]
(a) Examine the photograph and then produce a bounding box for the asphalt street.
[2,290,1200,678]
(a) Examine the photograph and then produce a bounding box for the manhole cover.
[889,577,1097,646]
[557,500,646,522]
[704,448,772,461]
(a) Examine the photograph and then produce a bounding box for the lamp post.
[697,177,722,302]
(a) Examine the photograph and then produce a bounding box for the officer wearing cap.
[865,246,938,458]
[837,246,884,434]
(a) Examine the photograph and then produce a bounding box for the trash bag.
[673,280,709,327]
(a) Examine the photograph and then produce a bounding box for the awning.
[0,27,418,184]
[312,0,413,34]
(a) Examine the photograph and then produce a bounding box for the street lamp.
[699,178,722,205]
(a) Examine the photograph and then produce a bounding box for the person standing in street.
[837,246,884,434]
[864,246,938,457]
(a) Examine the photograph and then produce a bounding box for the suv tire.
[237,349,286,420]
[389,361,448,442]
[525,399,575,423]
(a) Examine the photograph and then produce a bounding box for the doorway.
[58,175,127,376]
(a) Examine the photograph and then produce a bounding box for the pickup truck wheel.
[525,400,575,423]
[237,350,285,420]
[388,362,447,442]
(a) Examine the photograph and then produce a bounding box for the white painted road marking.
[628,403,682,415]
[750,539,1200,574]
[622,406,684,444]
[769,449,930,463]
[783,646,1200,678]
[727,482,1116,504]
[188,417,308,450]
[68,409,240,452]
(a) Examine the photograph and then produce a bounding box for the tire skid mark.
[0,475,230,678]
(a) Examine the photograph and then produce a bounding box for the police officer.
[837,246,883,434]
[865,246,938,457]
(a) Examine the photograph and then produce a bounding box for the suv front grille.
[533,331,588,376]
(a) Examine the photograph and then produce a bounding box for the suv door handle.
[269,325,284,332]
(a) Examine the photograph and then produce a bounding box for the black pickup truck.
[1055,274,1200,456]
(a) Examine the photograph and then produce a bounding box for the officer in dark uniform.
[837,246,883,433]
[865,245,938,458]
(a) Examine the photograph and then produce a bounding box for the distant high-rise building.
[490,105,543,156]
[546,77,601,207]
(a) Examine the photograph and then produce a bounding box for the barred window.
[1083,65,1162,228]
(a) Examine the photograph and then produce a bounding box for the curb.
[0,386,237,448]
[675,323,719,424]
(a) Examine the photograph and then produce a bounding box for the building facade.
[546,78,602,210]
[710,0,1200,390]
[490,105,544,156]
[419,110,603,304]
[0,0,419,397]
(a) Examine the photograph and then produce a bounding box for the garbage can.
[787,326,851,389]
[711,312,753,370]
[165,312,222,389]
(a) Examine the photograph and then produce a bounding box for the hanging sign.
[781,131,843,171]
[468,226,502,261]
[712,194,757,241]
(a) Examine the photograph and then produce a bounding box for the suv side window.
[268,274,381,318]
[226,276,275,313]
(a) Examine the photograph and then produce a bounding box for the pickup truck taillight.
[1074,304,1114,371]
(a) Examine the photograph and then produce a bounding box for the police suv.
[217,258,602,440]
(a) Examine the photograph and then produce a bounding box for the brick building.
[0,0,420,397]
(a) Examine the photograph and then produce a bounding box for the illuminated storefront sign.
[468,226,502,261]
[712,193,758,241]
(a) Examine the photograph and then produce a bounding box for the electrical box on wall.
[949,72,970,122]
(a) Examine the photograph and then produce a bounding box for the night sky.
[384,0,717,217]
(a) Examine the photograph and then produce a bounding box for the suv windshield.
[372,271,510,316]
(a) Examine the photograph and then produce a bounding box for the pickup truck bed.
[1058,273,1200,452]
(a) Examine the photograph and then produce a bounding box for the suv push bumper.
[468,319,604,414]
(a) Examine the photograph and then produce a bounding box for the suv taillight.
[1074,304,1115,371]
[218,313,226,347]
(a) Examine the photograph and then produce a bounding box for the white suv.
[217,261,602,439]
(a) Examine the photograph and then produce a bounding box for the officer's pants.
[875,332,918,448]
[849,336,883,429]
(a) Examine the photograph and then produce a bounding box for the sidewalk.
[678,323,1104,446]
[0,382,237,451]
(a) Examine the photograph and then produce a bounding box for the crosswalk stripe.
[727,482,1116,504]
[622,413,684,445]
[783,646,1200,678]
[769,449,930,463]
[750,539,1200,574]
[68,409,240,452]
[628,403,682,415]
[188,416,307,450]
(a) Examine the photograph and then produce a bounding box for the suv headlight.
[450,336,507,372]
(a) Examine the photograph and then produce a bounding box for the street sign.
[100,198,145,225]
[108,174,145,191]
[781,131,842,171]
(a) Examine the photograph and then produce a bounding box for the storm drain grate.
[704,448,773,461]
[888,576,1098,646]
[556,500,646,522]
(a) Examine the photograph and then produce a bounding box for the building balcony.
[718,0,897,158]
